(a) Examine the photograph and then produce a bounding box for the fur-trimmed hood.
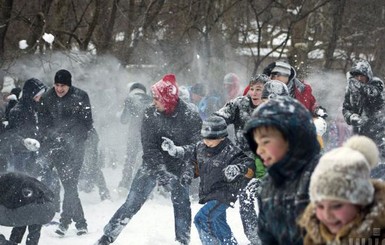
[299,180,385,245]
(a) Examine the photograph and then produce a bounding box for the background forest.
[0,0,385,90]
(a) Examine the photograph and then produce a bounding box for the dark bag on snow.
[0,172,56,226]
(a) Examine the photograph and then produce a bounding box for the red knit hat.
[151,74,179,115]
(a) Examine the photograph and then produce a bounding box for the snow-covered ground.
[0,167,250,245]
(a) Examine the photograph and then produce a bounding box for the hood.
[21,78,47,100]
[349,59,373,81]
[244,96,320,182]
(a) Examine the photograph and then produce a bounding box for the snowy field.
[0,167,250,245]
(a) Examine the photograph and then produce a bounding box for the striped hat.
[201,116,228,139]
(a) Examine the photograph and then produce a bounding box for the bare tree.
[0,0,14,63]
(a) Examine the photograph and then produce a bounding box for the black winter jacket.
[8,78,46,152]
[183,138,254,205]
[244,96,321,245]
[141,99,202,176]
[38,86,93,147]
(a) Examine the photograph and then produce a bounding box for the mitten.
[223,164,247,182]
[7,94,17,101]
[23,138,40,151]
[161,137,184,157]
[313,106,328,119]
[349,113,362,126]
[348,78,362,92]
[156,170,175,188]
[180,171,193,187]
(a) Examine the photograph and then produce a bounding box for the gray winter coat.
[214,95,257,157]
[342,60,385,157]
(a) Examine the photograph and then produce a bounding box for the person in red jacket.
[263,60,318,113]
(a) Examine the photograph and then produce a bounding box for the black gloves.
[313,106,328,119]
[180,171,193,187]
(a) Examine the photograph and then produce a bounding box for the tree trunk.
[0,0,13,63]
[323,0,346,70]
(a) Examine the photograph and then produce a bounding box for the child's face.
[203,138,224,148]
[248,83,264,106]
[315,200,360,234]
[253,126,288,167]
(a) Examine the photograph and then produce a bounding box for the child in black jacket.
[162,115,255,244]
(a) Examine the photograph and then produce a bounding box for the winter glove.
[348,78,362,92]
[313,117,327,136]
[156,170,175,189]
[179,171,193,187]
[7,94,17,101]
[349,113,366,126]
[161,137,184,158]
[23,138,40,151]
[313,106,328,119]
[223,164,248,182]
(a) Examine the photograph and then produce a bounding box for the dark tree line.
[1,0,384,87]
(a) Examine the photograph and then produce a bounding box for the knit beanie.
[54,69,72,87]
[309,135,379,205]
[271,61,291,77]
[261,80,289,99]
[151,74,179,115]
[201,115,228,139]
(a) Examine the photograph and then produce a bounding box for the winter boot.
[94,235,113,245]
[76,222,88,236]
[76,226,88,236]
[55,223,68,236]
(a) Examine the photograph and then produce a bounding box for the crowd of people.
[0,58,384,245]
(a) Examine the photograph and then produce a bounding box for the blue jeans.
[103,165,191,244]
[194,200,238,245]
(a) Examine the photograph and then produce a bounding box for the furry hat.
[309,135,379,205]
[151,74,179,115]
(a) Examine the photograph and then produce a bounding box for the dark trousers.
[103,165,191,244]
[80,140,109,195]
[49,143,87,228]
[10,225,42,245]
[119,136,142,188]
